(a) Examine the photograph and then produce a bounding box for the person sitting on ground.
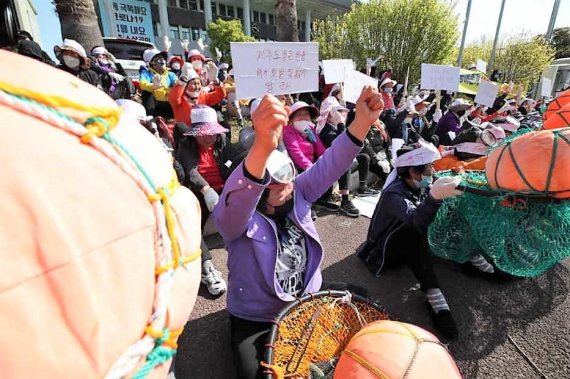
[362,119,391,185]
[357,141,469,340]
[317,97,378,218]
[176,105,246,296]
[169,64,226,125]
[139,48,177,118]
[54,39,100,87]
[90,46,135,100]
[283,101,338,211]
[435,98,472,146]
[16,30,54,65]
[213,87,384,379]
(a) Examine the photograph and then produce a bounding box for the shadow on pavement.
[321,253,569,378]
[175,309,235,379]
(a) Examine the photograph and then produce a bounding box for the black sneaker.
[357,187,380,197]
[315,199,340,211]
[432,310,458,340]
[339,201,360,218]
[311,209,318,221]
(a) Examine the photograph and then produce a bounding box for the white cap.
[91,46,109,56]
[266,150,296,184]
[142,48,164,64]
[182,63,199,80]
[55,39,87,59]
[219,63,229,70]
[116,99,151,122]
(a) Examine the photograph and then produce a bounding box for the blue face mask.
[414,175,433,189]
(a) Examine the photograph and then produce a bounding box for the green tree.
[53,0,103,52]
[460,32,554,88]
[550,27,570,59]
[207,19,255,63]
[312,0,459,84]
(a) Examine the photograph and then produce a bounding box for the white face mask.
[293,120,313,133]
[185,90,200,99]
[192,60,203,69]
[98,57,110,65]
[171,63,181,70]
[63,55,81,69]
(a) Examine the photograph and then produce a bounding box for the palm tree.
[53,0,103,52]
[276,0,299,42]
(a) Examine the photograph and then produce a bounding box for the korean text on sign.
[99,0,154,43]
[231,42,319,100]
[420,63,460,92]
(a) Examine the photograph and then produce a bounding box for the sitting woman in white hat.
[357,141,463,340]
[54,39,100,87]
[139,48,178,118]
[436,98,473,146]
[90,45,135,100]
[176,105,246,296]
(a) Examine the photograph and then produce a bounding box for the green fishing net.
[428,169,570,277]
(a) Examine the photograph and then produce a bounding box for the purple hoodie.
[213,132,361,322]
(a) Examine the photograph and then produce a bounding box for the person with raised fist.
[213,86,384,379]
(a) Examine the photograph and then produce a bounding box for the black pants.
[383,226,439,290]
[368,161,388,180]
[142,91,174,119]
[229,281,366,379]
[338,153,370,191]
[195,190,214,263]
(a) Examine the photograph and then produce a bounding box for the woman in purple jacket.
[213,87,384,378]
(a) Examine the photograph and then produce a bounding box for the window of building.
[301,21,306,31]
[168,0,178,7]
[153,23,159,38]
[191,27,201,40]
[253,10,260,23]
[179,0,188,9]
[170,26,180,39]
[268,14,275,25]
[181,27,191,40]
[219,4,226,16]
[212,2,217,15]
[199,0,204,12]
[227,5,235,18]
[237,7,243,19]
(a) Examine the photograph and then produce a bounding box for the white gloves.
[215,47,222,60]
[162,35,172,51]
[180,39,190,50]
[205,61,219,82]
[152,75,162,90]
[329,109,345,126]
[108,72,125,82]
[203,187,220,212]
[433,109,443,122]
[430,176,463,200]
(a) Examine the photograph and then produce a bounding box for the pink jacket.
[283,124,326,171]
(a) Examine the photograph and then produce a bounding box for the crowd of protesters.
[5,31,554,379]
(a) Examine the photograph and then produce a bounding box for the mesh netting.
[266,294,388,378]
[428,170,570,277]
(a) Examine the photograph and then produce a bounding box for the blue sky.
[35,0,570,61]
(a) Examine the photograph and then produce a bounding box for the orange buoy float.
[334,320,462,379]
[0,50,201,378]
[485,128,570,198]
[544,89,570,121]
[543,102,570,130]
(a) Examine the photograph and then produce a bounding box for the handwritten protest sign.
[541,77,552,97]
[421,64,460,92]
[343,68,378,104]
[474,80,499,107]
[476,59,487,73]
[230,42,319,99]
[322,59,354,84]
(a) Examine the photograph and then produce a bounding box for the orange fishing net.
[263,291,388,379]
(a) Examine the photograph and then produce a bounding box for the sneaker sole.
[339,208,360,218]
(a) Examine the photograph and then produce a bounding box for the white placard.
[322,59,354,84]
[231,42,319,99]
[474,80,499,107]
[342,69,378,104]
[476,59,487,73]
[541,77,553,97]
[420,63,460,92]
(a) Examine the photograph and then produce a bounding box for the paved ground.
[175,211,570,378]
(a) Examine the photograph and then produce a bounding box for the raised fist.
[251,94,289,153]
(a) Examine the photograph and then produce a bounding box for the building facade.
[98,0,353,52]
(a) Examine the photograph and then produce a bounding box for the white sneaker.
[201,266,227,296]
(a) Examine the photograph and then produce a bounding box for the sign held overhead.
[322,59,354,84]
[230,42,319,100]
[421,63,460,92]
